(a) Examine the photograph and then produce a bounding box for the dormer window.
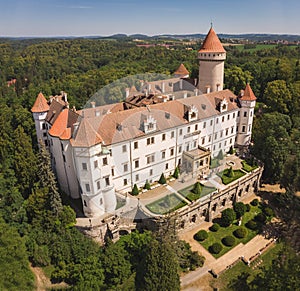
[187,105,198,121]
[142,114,157,134]
[220,99,228,113]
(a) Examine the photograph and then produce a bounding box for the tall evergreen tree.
[136,238,180,291]
[13,125,38,197]
[37,140,62,216]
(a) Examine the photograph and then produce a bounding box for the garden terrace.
[178,184,217,202]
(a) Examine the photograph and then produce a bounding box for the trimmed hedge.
[209,242,223,254]
[209,223,220,232]
[233,227,247,238]
[158,173,167,184]
[255,213,267,223]
[246,219,257,230]
[131,184,139,196]
[144,180,151,190]
[222,235,235,247]
[194,230,208,242]
[251,198,259,206]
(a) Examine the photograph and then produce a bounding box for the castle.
[32,27,257,218]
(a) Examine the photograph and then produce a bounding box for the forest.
[0,37,299,290]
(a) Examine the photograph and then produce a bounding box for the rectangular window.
[85,183,90,192]
[202,137,205,145]
[178,145,182,153]
[187,126,190,133]
[100,198,103,205]
[179,129,183,135]
[123,179,128,186]
[236,126,239,132]
[248,124,251,132]
[94,160,98,169]
[161,151,166,159]
[162,133,166,141]
[122,145,127,152]
[195,124,198,131]
[208,135,212,142]
[111,168,115,176]
[82,163,87,171]
[135,174,139,182]
[225,128,229,136]
[150,169,153,176]
[193,140,197,148]
[227,114,230,120]
[210,120,213,126]
[242,126,246,133]
[134,160,139,168]
[42,123,46,130]
[147,137,155,145]
[170,148,174,156]
[214,133,217,140]
[222,116,225,122]
[250,110,253,117]
[147,154,155,164]
[231,126,234,134]
[43,132,47,137]
[171,131,175,138]
[216,118,219,124]
[123,163,128,172]
[105,177,110,187]
[220,131,223,138]
[103,157,108,165]
[244,112,247,117]
[97,181,100,190]
[134,141,138,149]
[233,112,236,118]
[203,122,206,129]
[165,163,169,170]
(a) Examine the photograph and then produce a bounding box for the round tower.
[198,27,226,94]
[31,92,50,147]
[236,83,257,148]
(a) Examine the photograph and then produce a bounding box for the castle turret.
[31,92,50,147]
[236,83,257,148]
[198,27,226,93]
[173,63,190,78]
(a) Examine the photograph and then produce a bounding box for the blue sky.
[0,0,299,36]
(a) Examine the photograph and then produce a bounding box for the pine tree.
[173,166,180,179]
[144,180,151,190]
[131,184,139,196]
[135,238,180,291]
[37,140,62,216]
[192,182,202,195]
[13,125,37,197]
[228,166,234,178]
[158,173,167,184]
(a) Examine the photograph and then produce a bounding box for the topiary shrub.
[220,208,236,227]
[131,184,139,196]
[222,235,235,247]
[246,219,257,230]
[209,223,220,232]
[192,182,202,195]
[245,204,251,212]
[172,166,180,179]
[227,166,234,178]
[255,212,267,223]
[158,173,167,184]
[209,242,223,254]
[194,230,208,242]
[233,227,247,238]
[251,198,259,206]
[234,202,246,218]
[263,206,274,217]
[144,180,151,190]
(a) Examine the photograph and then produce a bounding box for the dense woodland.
[0,38,300,290]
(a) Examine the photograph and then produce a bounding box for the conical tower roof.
[31,92,50,113]
[198,27,226,53]
[173,63,189,76]
[240,83,257,101]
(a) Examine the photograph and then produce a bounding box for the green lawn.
[241,160,258,173]
[178,184,217,202]
[210,242,284,290]
[145,193,187,215]
[199,204,261,258]
[217,169,246,185]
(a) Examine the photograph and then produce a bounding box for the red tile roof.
[240,84,257,101]
[48,109,71,139]
[31,92,50,113]
[198,27,226,53]
[174,63,189,76]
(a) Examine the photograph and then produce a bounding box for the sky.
[0,0,299,37]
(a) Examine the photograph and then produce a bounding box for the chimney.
[125,88,130,98]
[61,91,68,103]
[206,85,211,94]
[90,101,96,108]
[161,82,165,93]
[72,106,76,112]
[49,96,54,103]
[73,122,79,137]
[194,88,199,96]
[216,84,220,91]
[179,79,183,90]
[95,110,100,117]
[183,92,187,99]
[240,90,244,97]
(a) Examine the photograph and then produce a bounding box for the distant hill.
[1,33,300,42]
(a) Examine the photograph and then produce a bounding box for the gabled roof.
[31,92,50,113]
[198,27,226,53]
[240,83,257,101]
[174,63,189,76]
